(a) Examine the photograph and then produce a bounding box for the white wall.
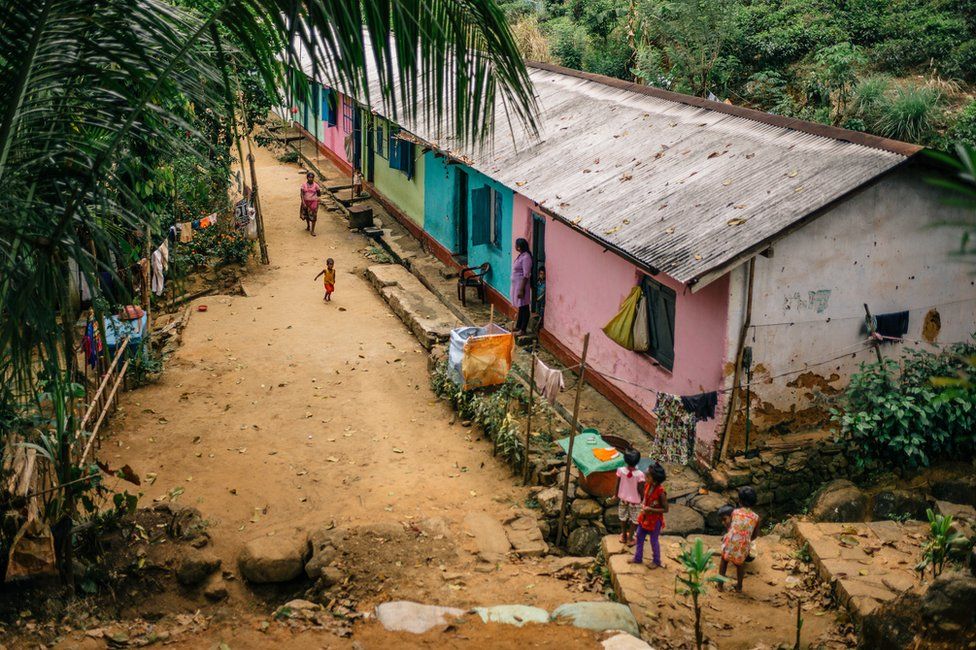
[721,163,976,448]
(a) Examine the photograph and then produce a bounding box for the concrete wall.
[423,152,461,253]
[464,168,514,299]
[514,194,732,451]
[722,164,976,451]
[370,116,425,228]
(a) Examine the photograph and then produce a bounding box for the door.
[365,116,375,183]
[455,169,469,260]
[352,108,363,171]
[531,212,546,310]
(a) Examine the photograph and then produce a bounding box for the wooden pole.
[863,304,885,366]
[142,228,152,350]
[556,333,590,546]
[489,304,495,326]
[523,345,537,484]
[246,136,270,264]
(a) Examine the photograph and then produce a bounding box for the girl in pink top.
[300,171,321,236]
[614,449,645,546]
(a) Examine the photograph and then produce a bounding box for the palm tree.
[0,0,536,585]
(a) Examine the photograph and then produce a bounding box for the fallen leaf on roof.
[666,227,675,234]
[515,181,527,187]
[707,151,721,159]
[572,217,582,225]
[622,219,630,225]
[727,218,748,226]
[583,168,592,173]
[745,153,756,159]
[722,179,732,186]
[788,169,799,178]
[659,204,668,210]
[795,186,804,193]
[604,226,621,235]
[654,151,665,160]
[619,172,633,181]
[734,204,747,209]
[694,254,703,260]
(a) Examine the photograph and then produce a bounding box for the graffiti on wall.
[784,289,831,314]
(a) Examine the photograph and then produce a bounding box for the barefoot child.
[314,258,336,301]
[632,463,668,568]
[614,449,645,546]
[719,486,761,592]
[300,171,321,236]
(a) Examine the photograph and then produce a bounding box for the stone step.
[364,264,459,350]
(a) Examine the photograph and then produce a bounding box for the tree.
[0,0,536,586]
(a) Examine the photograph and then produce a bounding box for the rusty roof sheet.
[299,51,914,285]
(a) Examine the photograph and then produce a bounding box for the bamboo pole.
[245,135,270,264]
[523,344,538,484]
[79,338,128,431]
[78,359,129,467]
[556,333,589,546]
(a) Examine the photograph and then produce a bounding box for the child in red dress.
[631,463,668,568]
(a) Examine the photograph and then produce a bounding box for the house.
[285,60,976,467]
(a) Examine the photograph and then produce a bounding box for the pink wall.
[513,194,731,449]
[319,122,349,165]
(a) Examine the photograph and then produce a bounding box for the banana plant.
[675,538,728,650]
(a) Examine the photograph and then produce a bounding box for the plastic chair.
[457,263,490,307]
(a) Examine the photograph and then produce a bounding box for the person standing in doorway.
[512,238,532,336]
[300,171,321,236]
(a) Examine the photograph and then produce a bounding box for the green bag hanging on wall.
[603,286,642,350]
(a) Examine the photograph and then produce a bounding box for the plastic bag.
[632,291,650,352]
[461,324,514,389]
[602,286,641,350]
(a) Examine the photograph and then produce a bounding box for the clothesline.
[751,295,976,329]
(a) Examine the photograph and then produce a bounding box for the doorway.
[352,108,363,171]
[455,169,469,262]
[531,212,546,311]
[365,115,375,183]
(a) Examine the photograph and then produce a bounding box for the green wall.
[368,117,425,228]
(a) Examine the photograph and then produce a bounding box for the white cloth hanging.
[157,240,169,272]
[534,358,565,405]
[150,249,165,296]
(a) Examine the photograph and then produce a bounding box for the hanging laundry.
[179,223,194,243]
[157,240,169,272]
[168,225,176,243]
[99,271,118,304]
[79,270,92,303]
[680,392,718,420]
[650,393,696,465]
[191,219,201,230]
[81,320,102,368]
[874,311,909,340]
[632,290,650,352]
[603,286,641,350]
[533,357,565,404]
[150,248,165,296]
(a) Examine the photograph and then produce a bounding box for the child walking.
[719,486,761,592]
[632,463,668,568]
[314,258,336,301]
[614,449,645,547]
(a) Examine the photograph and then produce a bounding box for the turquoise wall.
[370,116,425,227]
[423,152,460,253]
[465,168,513,300]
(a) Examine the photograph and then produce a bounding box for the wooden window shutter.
[492,189,503,244]
[471,187,491,245]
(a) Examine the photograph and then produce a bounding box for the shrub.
[547,17,590,70]
[873,83,943,143]
[946,100,976,149]
[849,75,892,124]
[833,342,976,470]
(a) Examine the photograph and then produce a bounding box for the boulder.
[688,493,732,531]
[550,602,640,637]
[920,573,976,637]
[809,479,869,523]
[320,566,344,588]
[375,601,466,634]
[504,516,548,557]
[536,487,564,518]
[464,512,511,563]
[858,591,922,650]
[603,509,622,534]
[203,574,228,602]
[602,633,652,649]
[571,498,603,520]
[175,550,221,587]
[566,526,602,557]
[664,505,705,536]
[931,474,976,508]
[545,556,596,574]
[304,536,338,580]
[474,605,550,627]
[238,534,308,584]
[871,490,931,522]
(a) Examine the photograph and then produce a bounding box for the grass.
[875,84,943,143]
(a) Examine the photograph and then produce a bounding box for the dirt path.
[99,144,598,634]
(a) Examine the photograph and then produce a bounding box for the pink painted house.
[293,56,976,467]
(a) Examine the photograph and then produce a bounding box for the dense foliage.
[832,342,976,470]
[507,0,976,147]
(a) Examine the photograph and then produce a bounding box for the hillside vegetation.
[506,0,976,148]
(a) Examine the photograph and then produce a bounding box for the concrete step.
[364,264,459,350]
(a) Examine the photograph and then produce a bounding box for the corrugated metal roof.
[298,50,913,285]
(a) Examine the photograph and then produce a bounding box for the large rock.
[932,474,976,508]
[238,534,308,584]
[305,528,339,580]
[550,602,640,637]
[809,479,869,522]
[920,573,976,637]
[463,511,511,562]
[203,574,228,602]
[688,493,732,531]
[504,516,548,557]
[536,487,564,518]
[175,550,220,587]
[474,605,550,627]
[664,504,705,536]
[858,591,922,650]
[375,601,466,634]
[566,526,602,557]
[871,490,931,522]
[602,634,652,649]
[571,498,603,520]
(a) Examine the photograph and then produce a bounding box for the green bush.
[874,83,943,143]
[833,342,976,470]
[946,100,976,149]
[547,17,590,71]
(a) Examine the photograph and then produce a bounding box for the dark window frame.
[640,275,676,370]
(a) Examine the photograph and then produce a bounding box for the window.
[641,276,676,370]
[322,89,337,126]
[375,120,385,158]
[471,185,503,247]
[387,127,416,179]
[341,97,353,133]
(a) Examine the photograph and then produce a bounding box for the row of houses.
[285,58,975,466]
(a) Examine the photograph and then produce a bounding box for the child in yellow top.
[314,258,336,301]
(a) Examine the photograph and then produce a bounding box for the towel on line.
[874,311,909,340]
[680,392,718,420]
[534,358,565,404]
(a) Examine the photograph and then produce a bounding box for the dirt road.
[103,144,595,626]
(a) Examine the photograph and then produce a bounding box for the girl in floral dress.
[719,486,761,592]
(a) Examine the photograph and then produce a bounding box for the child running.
[614,449,645,547]
[314,258,336,301]
[719,486,761,592]
[632,463,668,568]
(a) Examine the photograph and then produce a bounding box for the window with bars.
[471,185,503,247]
[640,276,676,370]
[342,97,353,133]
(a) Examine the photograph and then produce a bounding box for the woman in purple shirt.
[512,238,532,335]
